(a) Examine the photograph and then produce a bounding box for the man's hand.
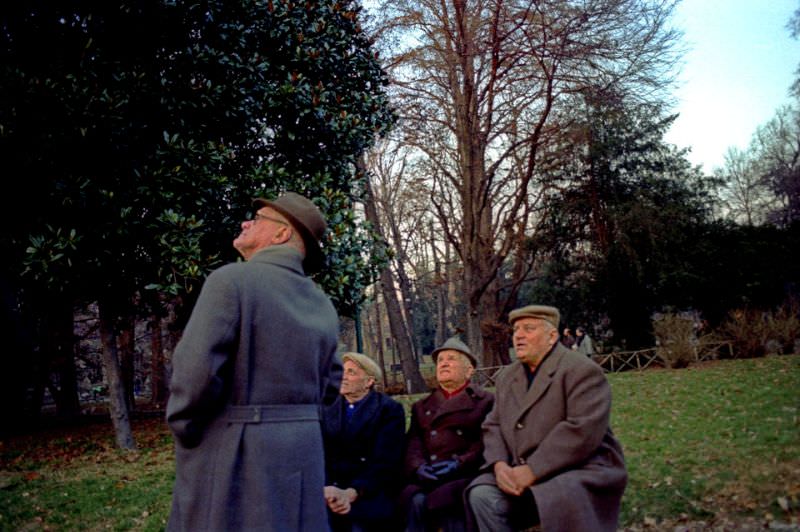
[324,485,358,514]
[430,459,459,478]
[416,463,439,482]
[493,461,536,496]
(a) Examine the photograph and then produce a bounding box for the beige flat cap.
[341,352,382,380]
[508,305,560,329]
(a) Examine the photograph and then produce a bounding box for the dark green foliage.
[528,91,798,349]
[0,0,395,313]
[0,0,395,430]
[530,93,719,347]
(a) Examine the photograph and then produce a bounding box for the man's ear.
[273,225,292,244]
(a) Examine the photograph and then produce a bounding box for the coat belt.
[227,404,321,424]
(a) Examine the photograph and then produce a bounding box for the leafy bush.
[765,299,800,354]
[652,313,698,368]
[719,309,770,358]
[718,301,799,359]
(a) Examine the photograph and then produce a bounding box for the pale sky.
[664,0,800,172]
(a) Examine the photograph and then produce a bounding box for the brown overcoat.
[468,343,627,532]
[166,245,341,531]
[402,385,494,512]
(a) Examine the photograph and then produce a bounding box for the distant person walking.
[166,192,341,531]
[560,327,576,349]
[575,327,595,357]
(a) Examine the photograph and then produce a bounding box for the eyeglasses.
[251,213,289,226]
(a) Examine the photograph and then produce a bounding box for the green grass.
[610,355,799,526]
[1,355,797,530]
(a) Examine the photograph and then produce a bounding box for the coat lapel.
[513,345,564,419]
[428,387,479,422]
[345,390,379,438]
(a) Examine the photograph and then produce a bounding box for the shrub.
[652,313,697,369]
[718,308,770,358]
[765,299,800,354]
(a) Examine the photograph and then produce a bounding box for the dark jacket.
[322,389,406,524]
[166,245,341,531]
[468,343,627,532]
[402,385,494,512]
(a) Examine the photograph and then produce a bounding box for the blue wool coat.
[322,390,406,525]
[166,245,341,531]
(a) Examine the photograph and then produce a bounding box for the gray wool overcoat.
[166,245,341,531]
[467,343,627,532]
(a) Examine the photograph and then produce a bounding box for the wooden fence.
[472,341,734,381]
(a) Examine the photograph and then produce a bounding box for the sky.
[664,0,800,172]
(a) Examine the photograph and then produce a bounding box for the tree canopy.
[0,0,395,438]
[1,0,395,314]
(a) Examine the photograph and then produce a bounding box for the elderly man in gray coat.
[166,192,341,531]
[467,305,627,532]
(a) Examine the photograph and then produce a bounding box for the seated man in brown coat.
[401,337,494,532]
[466,305,627,532]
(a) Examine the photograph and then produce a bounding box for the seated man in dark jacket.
[323,352,406,531]
[401,337,494,532]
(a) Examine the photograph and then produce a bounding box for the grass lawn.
[1,355,798,530]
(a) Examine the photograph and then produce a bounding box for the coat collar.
[249,245,305,274]
[421,384,487,419]
[343,389,382,437]
[508,343,568,417]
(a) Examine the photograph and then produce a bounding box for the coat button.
[431,454,438,461]
[456,429,463,436]
[425,410,431,416]
[431,430,437,437]
[360,457,366,462]
[515,422,523,429]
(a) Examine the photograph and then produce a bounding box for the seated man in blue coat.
[323,352,406,531]
[401,337,494,532]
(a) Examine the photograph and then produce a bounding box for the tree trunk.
[97,301,136,450]
[118,314,136,413]
[362,165,427,393]
[0,278,36,435]
[149,314,167,407]
[430,221,449,348]
[47,299,80,421]
[369,297,389,390]
[386,212,420,363]
[380,272,427,393]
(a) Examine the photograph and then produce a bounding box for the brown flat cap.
[508,305,560,330]
[431,336,477,367]
[342,352,382,381]
[253,192,326,273]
